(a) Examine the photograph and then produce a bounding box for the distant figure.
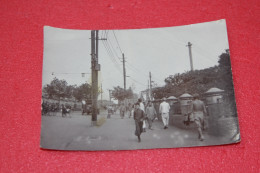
[107,105,113,119]
[131,104,135,118]
[159,97,171,129]
[192,93,207,141]
[138,98,146,132]
[146,101,157,130]
[120,104,126,119]
[127,103,132,118]
[134,103,145,142]
[61,104,67,117]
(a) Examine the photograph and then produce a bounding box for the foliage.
[111,86,134,101]
[152,50,235,99]
[43,78,72,99]
[73,83,92,101]
[42,78,93,101]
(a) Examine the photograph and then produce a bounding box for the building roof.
[179,93,193,98]
[167,96,177,100]
[205,87,224,94]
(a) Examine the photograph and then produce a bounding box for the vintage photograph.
[40,19,240,151]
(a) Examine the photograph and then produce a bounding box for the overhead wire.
[104,31,121,64]
[105,30,157,89]
[112,30,123,55]
[101,31,122,73]
[107,36,121,61]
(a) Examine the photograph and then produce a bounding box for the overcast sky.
[42,19,229,100]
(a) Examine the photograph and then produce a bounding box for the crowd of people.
[41,101,72,117]
[41,101,60,116]
[108,94,207,143]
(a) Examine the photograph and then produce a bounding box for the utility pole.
[108,90,112,102]
[187,42,194,71]
[91,30,100,126]
[90,30,106,126]
[147,80,150,100]
[100,83,103,106]
[149,71,153,100]
[122,53,126,91]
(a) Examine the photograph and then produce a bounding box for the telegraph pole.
[149,71,153,100]
[108,90,112,102]
[187,42,194,71]
[100,83,103,106]
[122,53,126,91]
[147,80,150,100]
[91,30,100,125]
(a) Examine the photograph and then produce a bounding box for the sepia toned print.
[41,19,240,150]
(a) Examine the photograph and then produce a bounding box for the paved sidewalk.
[40,111,235,151]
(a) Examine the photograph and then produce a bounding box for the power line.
[112,30,123,55]
[125,61,162,83]
[104,31,119,62]
[101,40,122,73]
[128,77,147,86]
[107,36,121,61]
[103,30,155,89]
[43,71,91,75]
[101,33,122,74]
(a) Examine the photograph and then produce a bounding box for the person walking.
[159,97,171,129]
[138,98,147,132]
[120,103,126,119]
[61,104,67,117]
[146,101,157,130]
[192,93,207,141]
[127,103,132,118]
[107,105,113,119]
[134,103,145,142]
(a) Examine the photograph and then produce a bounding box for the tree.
[111,86,134,102]
[152,49,233,99]
[218,50,234,94]
[43,78,72,99]
[73,83,92,102]
[165,73,183,86]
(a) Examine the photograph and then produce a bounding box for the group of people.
[41,101,60,116]
[118,103,132,119]
[133,94,207,142]
[61,104,72,118]
[41,101,73,118]
[133,98,170,142]
[107,94,207,143]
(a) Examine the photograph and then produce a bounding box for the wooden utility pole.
[100,83,103,105]
[122,53,126,91]
[91,30,100,125]
[187,42,194,71]
[108,89,112,102]
[147,80,150,100]
[149,71,152,100]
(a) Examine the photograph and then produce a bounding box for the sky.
[42,19,229,101]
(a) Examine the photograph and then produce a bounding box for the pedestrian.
[146,101,157,130]
[120,103,126,119]
[159,97,171,129]
[138,98,147,132]
[134,103,145,142]
[61,104,67,117]
[107,105,113,119]
[127,103,132,118]
[192,93,207,141]
[131,104,135,118]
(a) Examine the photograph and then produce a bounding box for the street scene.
[41,19,240,150]
[41,109,238,151]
